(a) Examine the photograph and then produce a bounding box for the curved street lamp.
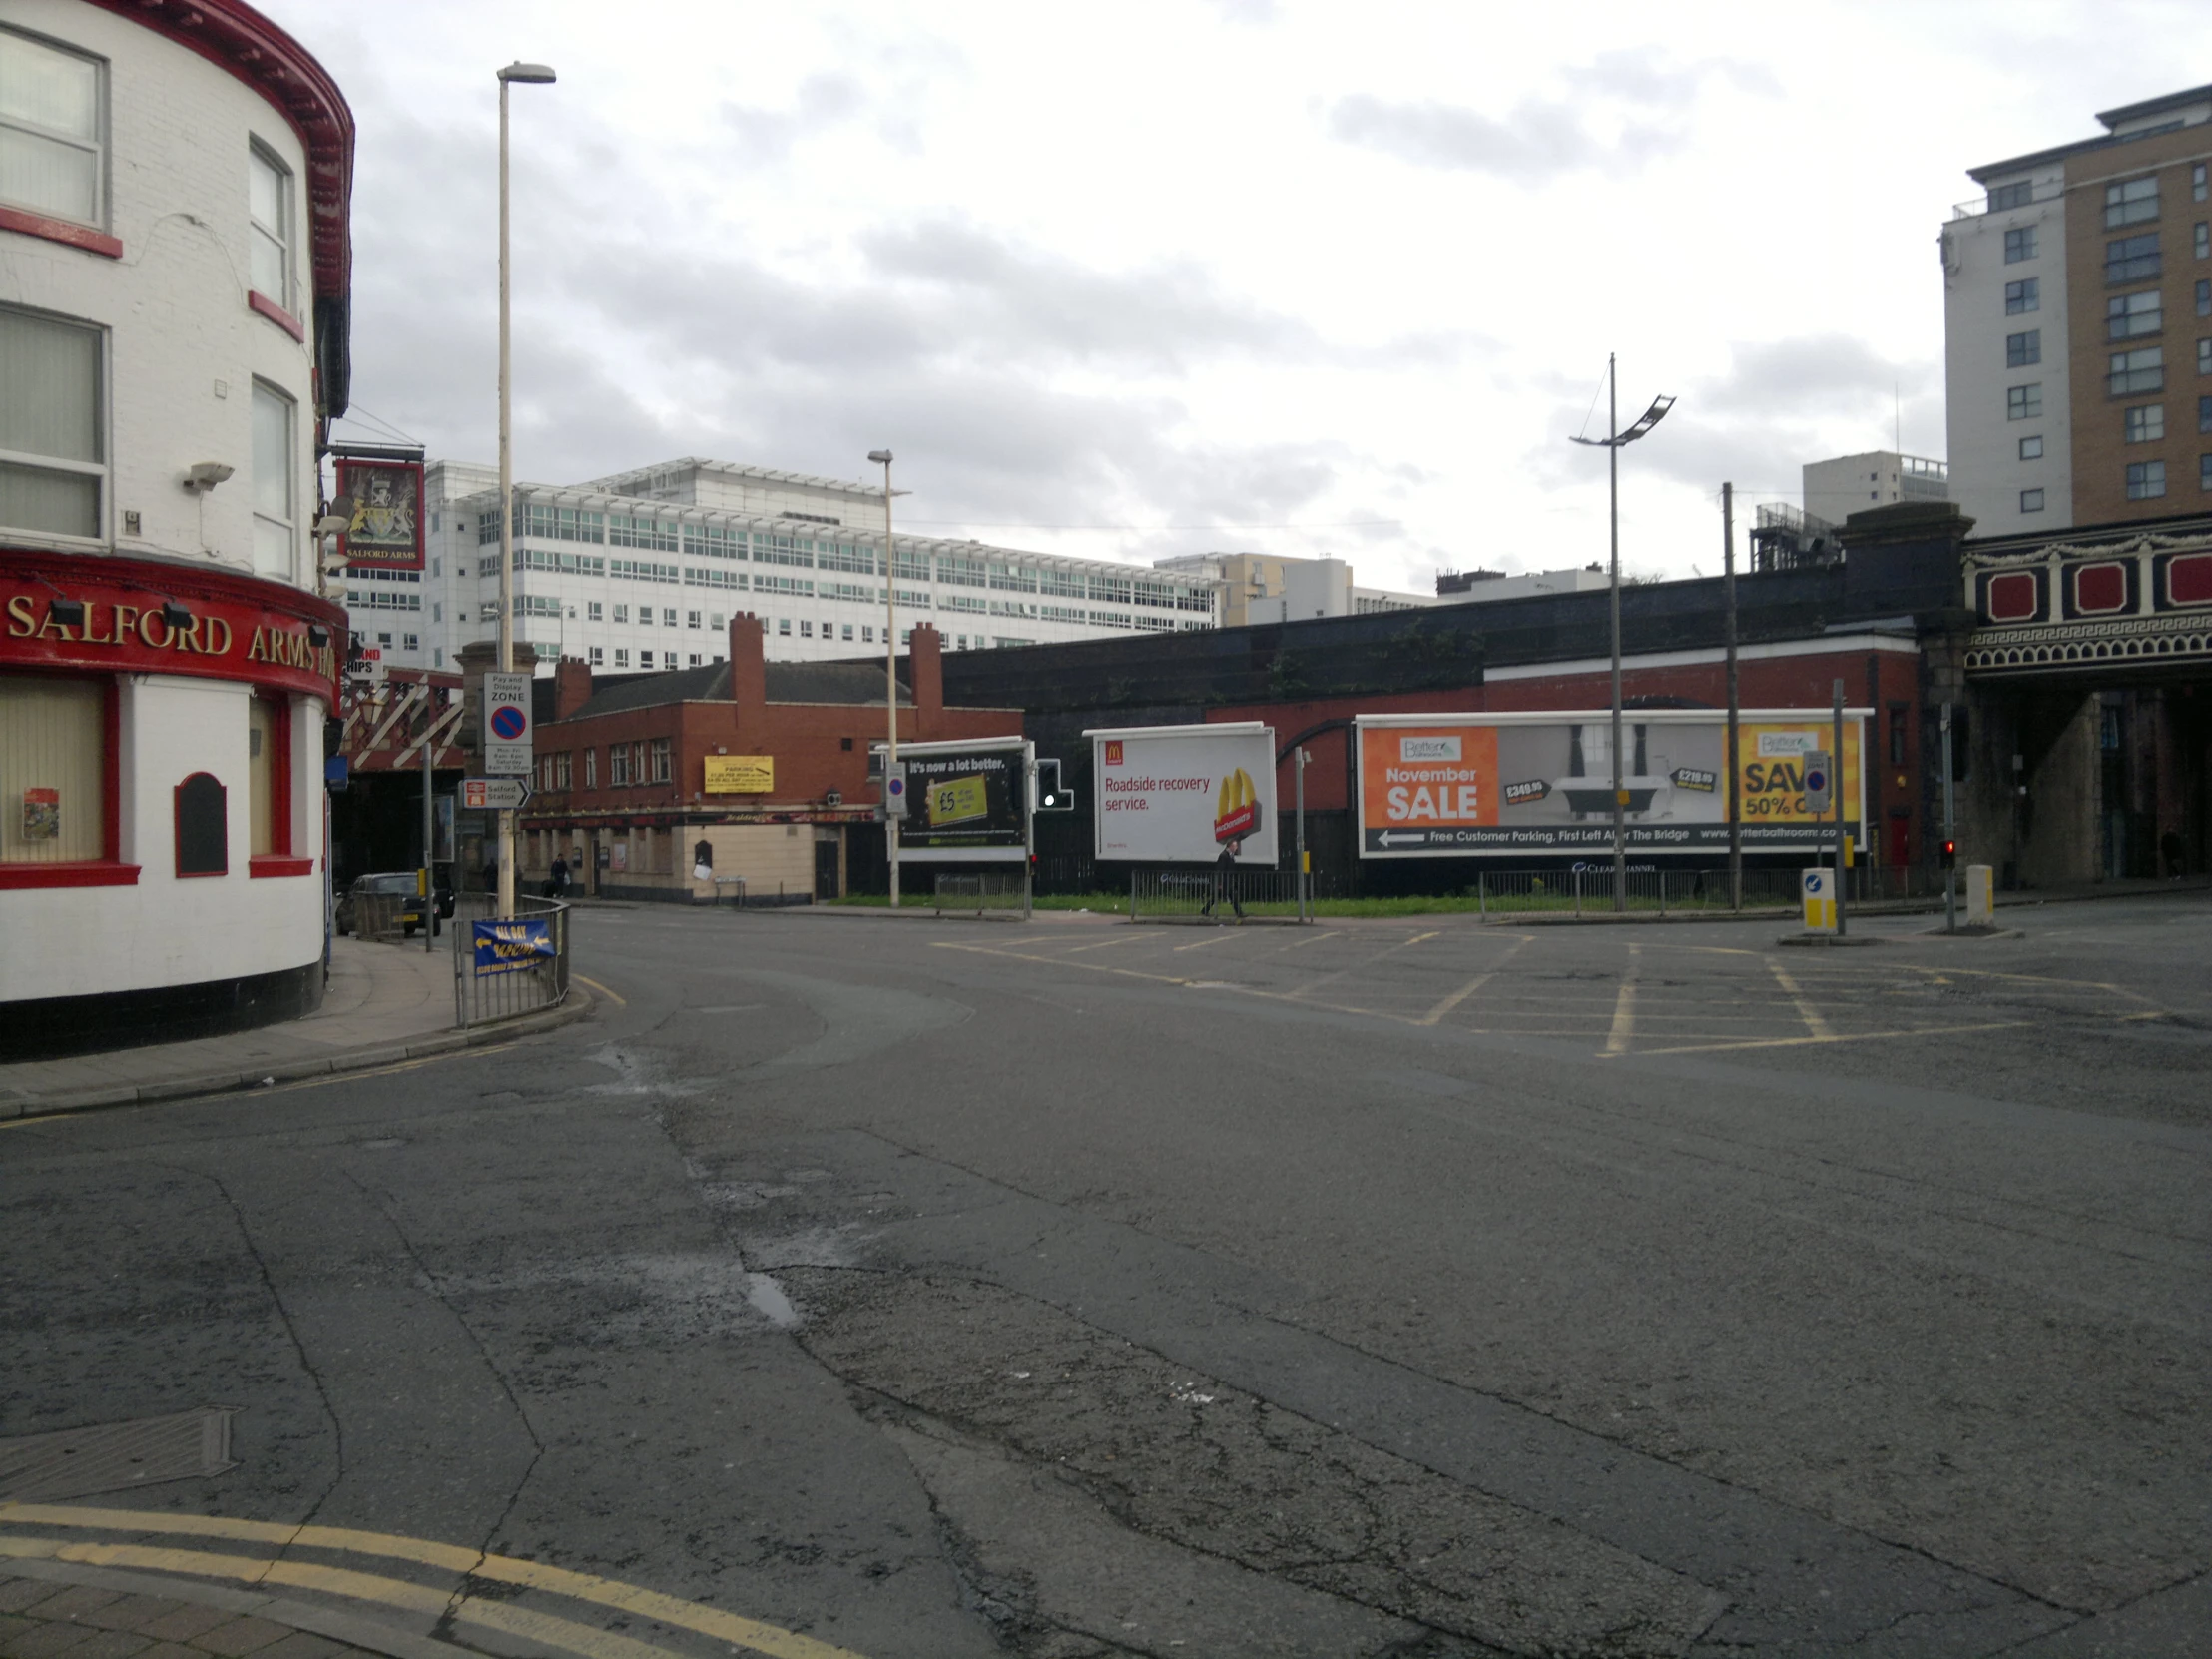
[1569,354,1674,910]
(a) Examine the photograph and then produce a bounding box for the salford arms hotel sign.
[0,552,343,702]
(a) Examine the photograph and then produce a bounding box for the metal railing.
[452,892,571,1028]
[931,871,1030,916]
[348,893,416,942]
[1129,868,1310,923]
[1470,863,1951,916]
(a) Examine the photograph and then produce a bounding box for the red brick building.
[518,618,1017,901]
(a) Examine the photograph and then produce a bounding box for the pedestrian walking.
[1201,838,1245,922]
[550,854,569,896]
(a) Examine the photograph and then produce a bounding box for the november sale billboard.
[1355,710,1866,858]
[892,738,1032,863]
[1088,723,1278,864]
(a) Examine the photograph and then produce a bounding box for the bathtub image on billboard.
[1357,711,1865,857]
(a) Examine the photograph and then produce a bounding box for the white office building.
[1802,452,1949,524]
[343,457,1221,674]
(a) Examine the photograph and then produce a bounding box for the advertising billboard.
[889,738,1032,863]
[1088,723,1278,864]
[1355,710,1866,858]
[703,755,774,794]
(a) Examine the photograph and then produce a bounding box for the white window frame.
[0,25,106,230]
[247,140,293,313]
[0,302,107,543]
[250,378,295,579]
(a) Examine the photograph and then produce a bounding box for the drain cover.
[0,1407,236,1501]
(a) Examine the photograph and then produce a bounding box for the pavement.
[4,892,2208,1658]
[0,939,590,1120]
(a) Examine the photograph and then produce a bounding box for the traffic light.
[1035,757,1075,813]
[1940,838,1957,870]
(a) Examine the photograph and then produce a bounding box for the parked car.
[337,871,455,938]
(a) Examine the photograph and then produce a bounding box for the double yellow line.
[0,1504,863,1659]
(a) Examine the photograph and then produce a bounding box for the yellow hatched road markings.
[573,974,627,1006]
[1172,931,1243,952]
[1638,1019,2028,1056]
[0,1507,865,1659]
[1764,959,1835,1041]
[1418,936,1530,1027]
[1286,930,1440,1001]
[1603,945,1641,1056]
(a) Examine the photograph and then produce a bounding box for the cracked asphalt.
[4,893,2209,1658]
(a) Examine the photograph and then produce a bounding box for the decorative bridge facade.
[1962,524,2212,677]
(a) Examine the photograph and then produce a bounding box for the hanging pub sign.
[334,458,425,571]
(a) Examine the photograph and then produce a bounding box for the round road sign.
[490,705,527,741]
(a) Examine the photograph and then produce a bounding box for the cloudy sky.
[269,0,2212,592]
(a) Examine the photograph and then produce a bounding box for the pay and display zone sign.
[481,672,533,776]
[1356,710,1866,857]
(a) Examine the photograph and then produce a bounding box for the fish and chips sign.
[472,916,556,976]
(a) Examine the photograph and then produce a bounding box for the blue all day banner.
[472,917,554,975]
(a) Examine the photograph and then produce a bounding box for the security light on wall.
[183,462,235,492]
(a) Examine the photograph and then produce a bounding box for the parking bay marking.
[0,1507,866,1659]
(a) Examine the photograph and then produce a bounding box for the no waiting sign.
[481,672,533,775]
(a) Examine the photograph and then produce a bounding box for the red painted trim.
[249,290,306,341]
[0,861,140,889]
[2,547,344,703]
[102,677,121,864]
[249,855,313,878]
[81,0,352,302]
[0,204,123,259]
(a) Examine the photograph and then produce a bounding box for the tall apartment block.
[1943,85,2212,535]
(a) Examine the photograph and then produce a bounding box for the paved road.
[5,895,2209,1659]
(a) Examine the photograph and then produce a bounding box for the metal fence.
[348,893,416,942]
[1129,868,1310,923]
[929,871,1030,916]
[452,892,571,1028]
[1470,863,1951,917]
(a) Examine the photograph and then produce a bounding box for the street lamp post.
[496,59,554,921]
[1569,355,1674,910]
[868,450,901,907]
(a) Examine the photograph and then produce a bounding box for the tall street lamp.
[496,59,555,920]
[1570,354,1674,910]
[867,450,909,907]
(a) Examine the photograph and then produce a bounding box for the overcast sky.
[268,0,2212,592]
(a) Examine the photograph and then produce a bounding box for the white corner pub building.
[1,0,350,1058]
